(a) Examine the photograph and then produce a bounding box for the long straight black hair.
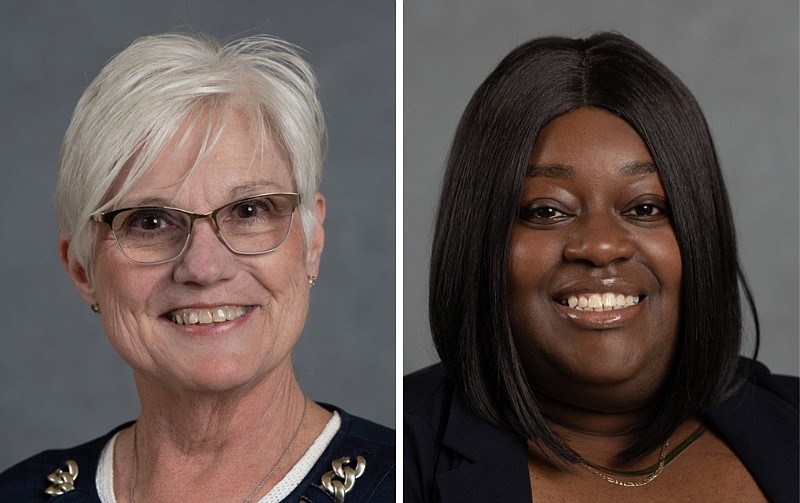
[429,32,759,464]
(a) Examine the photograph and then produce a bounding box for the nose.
[172,217,237,286]
[563,212,635,267]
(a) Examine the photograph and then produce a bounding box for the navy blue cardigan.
[405,359,798,503]
[0,405,395,502]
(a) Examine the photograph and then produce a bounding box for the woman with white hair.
[0,33,394,502]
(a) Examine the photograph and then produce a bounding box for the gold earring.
[90,304,100,314]
[308,275,317,287]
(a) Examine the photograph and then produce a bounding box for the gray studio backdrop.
[404,1,799,376]
[0,1,394,472]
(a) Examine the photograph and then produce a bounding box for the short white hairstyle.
[55,33,325,273]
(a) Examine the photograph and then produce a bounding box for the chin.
[569,351,645,383]
[184,374,257,394]
[154,352,272,394]
[551,359,668,410]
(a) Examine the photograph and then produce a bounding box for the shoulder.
[0,423,130,502]
[304,405,394,503]
[746,358,798,407]
[712,357,798,420]
[321,404,394,463]
[709,358,798,503]
[740,357,797,398]
[403,364,531,502]
[403,364,457,471]
[403,363,455,417]
[404,364,456,503]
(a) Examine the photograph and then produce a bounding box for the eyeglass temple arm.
[91,212,115,225]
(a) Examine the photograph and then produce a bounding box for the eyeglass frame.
[91,192,301,265]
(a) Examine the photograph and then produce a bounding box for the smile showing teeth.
[560,293,640,311]
[170,306,249,325]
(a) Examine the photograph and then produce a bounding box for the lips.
[550,279,647,328]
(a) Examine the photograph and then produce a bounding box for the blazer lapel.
[434,390,531,502]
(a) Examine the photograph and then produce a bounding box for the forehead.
[120,110,292,208]
[530,108,653,170]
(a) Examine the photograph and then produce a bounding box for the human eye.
[121,209,179,233]
[621,199,671,221]
[519,201,572,225]
[229,196,275,222]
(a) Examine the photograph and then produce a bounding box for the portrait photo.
[404,1,798,502]
[0,2,394,500]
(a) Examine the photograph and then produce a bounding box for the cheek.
[639,229,682,353]
[94,251,148,308]
[507,229,562,345]
[508,228,561,295]
[90,257,163,363]
[648,230,682,298]
[279,225,310,280]
[91,242,167,337]
[258,231,311,319]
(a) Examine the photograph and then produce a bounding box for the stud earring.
[308,275,317,287]
[90,304,100,314]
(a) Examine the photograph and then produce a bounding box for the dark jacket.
[0,405,395,502]
[404,359,798,503]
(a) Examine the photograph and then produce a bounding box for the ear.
[306,192,325,277]
[58,235,97,306]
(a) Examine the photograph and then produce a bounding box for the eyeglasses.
[91,192,300,265]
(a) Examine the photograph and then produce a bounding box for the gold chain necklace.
[579,438,669,487]
[577,423,707,487]
[129,398,308,502]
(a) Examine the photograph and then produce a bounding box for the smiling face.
[508,107,681,413]
[62,109,324,393]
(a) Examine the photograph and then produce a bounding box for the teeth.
[602,293,615,310]
[170,306,248,325]
[563,293,640,311]
[212,308,227,322]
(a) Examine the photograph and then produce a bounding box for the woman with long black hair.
[405,32,797,503]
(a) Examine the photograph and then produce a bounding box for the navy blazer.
[0,405,395,502]
[404,359,798,503]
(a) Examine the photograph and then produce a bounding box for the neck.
[133,361,303,454]
[540,393,645,434]
[535,394,649,469]
[532,394,700,471]
[114,361,332,502]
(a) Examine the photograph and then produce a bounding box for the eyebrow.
[227,181,286,199]
[526,163,575,178]
[121,180,287,209]
[526,160,657,178]
[619,160,658,176]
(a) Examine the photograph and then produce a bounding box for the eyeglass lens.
[109,194,296,263]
